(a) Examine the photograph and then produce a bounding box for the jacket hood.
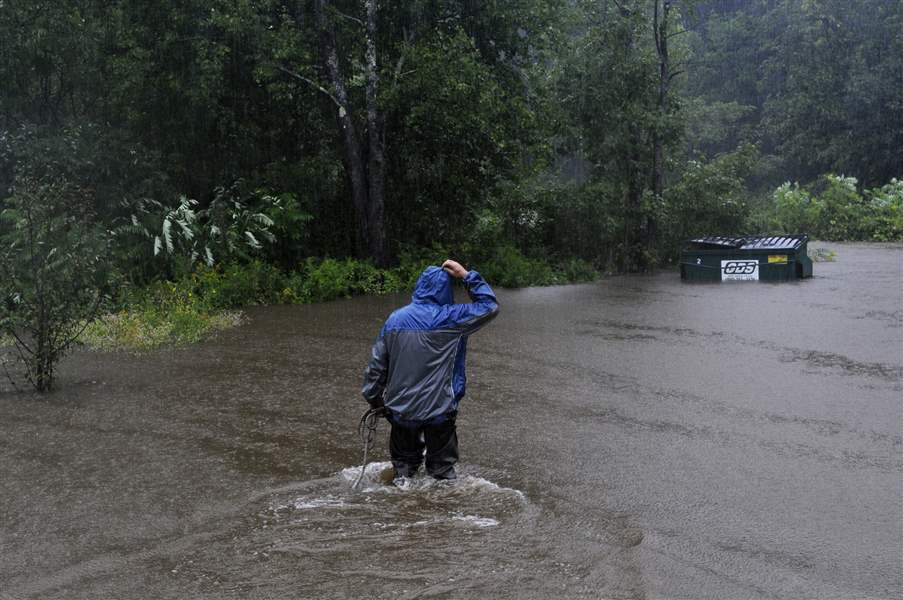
[411,266,454,305]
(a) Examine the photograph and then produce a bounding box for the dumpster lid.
[687,235,808,251]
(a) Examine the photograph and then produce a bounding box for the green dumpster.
[680,235,813,282]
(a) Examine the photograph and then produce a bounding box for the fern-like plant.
[112,181,279,281]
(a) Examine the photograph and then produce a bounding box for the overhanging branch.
[331,9,364,27]
[666,29,690,40]
[272,64,343,110]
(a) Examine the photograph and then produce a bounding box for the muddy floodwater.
[1,243,901,600]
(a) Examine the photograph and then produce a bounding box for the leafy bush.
[862,179,903,242]
[120,258,407,316]
[298,258,405,302]
[0,175,110,390]
[300,258,363,302]
[771,182,819,235]
[771,175,902,241]
[188,261,286,309]
[814,175,865,240]
[476,245,559,288]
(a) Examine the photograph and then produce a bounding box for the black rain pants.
[389,414,458,479]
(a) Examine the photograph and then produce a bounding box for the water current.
[1,243,900,599]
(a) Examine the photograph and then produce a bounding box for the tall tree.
[311,0,387,264]
[650,0,670,254]
[559,0,688,271]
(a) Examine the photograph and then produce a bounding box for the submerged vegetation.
[1,0,901,387]
[80,281,244,352]
[80,253,599,352]
[808,248,838,263]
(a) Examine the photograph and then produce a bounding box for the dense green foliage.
[1,1,901,365]
[766,176,903,241]
[686,0,903,188]
[3,1,899,267]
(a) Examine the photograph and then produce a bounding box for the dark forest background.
[2,0,900,277]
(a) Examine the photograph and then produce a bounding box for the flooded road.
[1,243,901,599]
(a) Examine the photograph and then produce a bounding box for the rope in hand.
[353,406,386,490]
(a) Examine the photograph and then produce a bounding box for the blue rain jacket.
[362,267,499,427]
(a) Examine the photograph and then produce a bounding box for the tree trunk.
[315,0,388,265]
[649,0,671,265]
[627,129,644,272]
[364,0,388,266]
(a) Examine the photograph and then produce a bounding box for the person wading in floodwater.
[362,259,499,482]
